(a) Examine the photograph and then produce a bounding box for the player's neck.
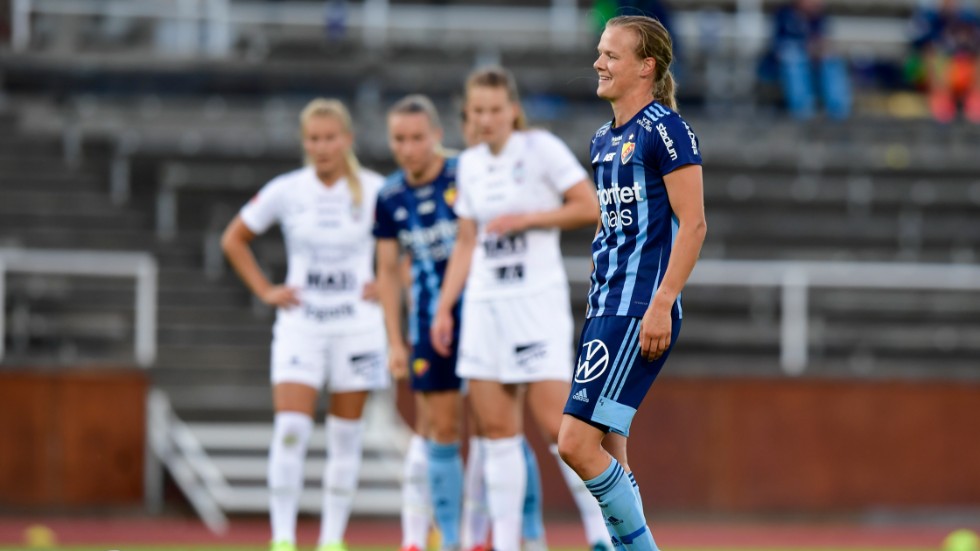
[610,93,655,129]
[488,129,515,156]
[405,155,445,188]
[315,167,345,187]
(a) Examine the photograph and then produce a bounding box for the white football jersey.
[456,129,588,300]
[240,165,384,334]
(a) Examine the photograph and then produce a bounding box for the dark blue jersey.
[586,100,702,320]
[373,157,459,342]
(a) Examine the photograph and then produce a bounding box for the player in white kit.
[221,98,389,551]
[431,67,612,551]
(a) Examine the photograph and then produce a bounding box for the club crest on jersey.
[413,358,429,376]
[620,140,636,164]
[443,186,457,207]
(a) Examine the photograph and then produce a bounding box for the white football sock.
[550,443,613,547]
[268,411,314,544]
[319,415,364,545]
[483,436,526,551]
[461,436,490,550]
[402,434,431,549]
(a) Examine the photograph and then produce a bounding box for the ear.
[511,101,524,122]
[640,57,656,79]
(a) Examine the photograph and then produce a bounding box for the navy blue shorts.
[409,324,463,392]
[563,315,682,436]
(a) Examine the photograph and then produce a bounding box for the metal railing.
[10,0,912,59]
[565,257,980,375]
[146,388,410,533]
[0,248,158,367]
[10,0,588,55]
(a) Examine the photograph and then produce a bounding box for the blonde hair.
[464,66,528,130]
[299,98,362,206]
[606,15,678,111]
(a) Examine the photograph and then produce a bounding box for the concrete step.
[159,324,272,347]
[0,211,148,231]
[158,305,267,326]
[0,190,127,214]
[156,344,272,369]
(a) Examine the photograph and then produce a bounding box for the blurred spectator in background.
[324,0,348,41]
[766,0,851,120]
[907,0,980,123]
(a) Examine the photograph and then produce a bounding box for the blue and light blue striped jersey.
[586,100,702,320]
[373,157,459,342]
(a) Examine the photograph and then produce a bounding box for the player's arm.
[431,217,477,357]
[639,164,706,361]
[221,215,299,308]
[527,179,599,231]
[376,238,409,379]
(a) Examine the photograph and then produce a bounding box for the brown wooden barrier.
[0,368,148,508]
[397,376,980,513]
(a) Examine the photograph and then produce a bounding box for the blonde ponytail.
[299,98,362,206]
[656,71,678,111]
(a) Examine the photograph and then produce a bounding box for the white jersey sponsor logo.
[575,339,610,383]
[657,123,678,161]
[683,121,699,156]
[597,182,645,229]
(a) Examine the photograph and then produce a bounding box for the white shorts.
[456,286,574,384]
[270,324,390,392]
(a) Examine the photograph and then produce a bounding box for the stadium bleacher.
[3,0,980,525]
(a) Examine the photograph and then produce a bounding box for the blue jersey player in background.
[374,95,465,551]
[557,15,707,551]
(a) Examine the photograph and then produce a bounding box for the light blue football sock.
[521,437,546,541]
[627,471,643,512]
[584,459,657,551]
[428,440,464,547]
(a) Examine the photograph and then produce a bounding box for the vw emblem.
[575,339,610,383]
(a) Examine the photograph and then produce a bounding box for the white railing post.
[11,0,31,51]
[550,0,577,50]
[0,259,6,363]
[145,389,169,514]
[779,268,809,375]
[362,0,388,49]
[205,0,231,58]
[135,257,158,368]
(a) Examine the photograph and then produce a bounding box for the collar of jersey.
[610,99,661,133]
[482,130,525,159]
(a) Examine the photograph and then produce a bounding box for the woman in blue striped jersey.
[557,15,707,551]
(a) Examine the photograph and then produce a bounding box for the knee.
[429,417,460,444]
[556,427,591,474]
[478,422,516,440]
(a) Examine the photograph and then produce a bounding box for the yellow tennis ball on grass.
[24,524,57,548]
[945,529,980,551]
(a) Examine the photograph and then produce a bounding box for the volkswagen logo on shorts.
[575,339,610,383]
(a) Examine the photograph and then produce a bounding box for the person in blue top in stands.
[769,0,851,120]
[557,15,707,551]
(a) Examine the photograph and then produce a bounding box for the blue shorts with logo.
[410,323,463,393]
[563,315,682,437]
